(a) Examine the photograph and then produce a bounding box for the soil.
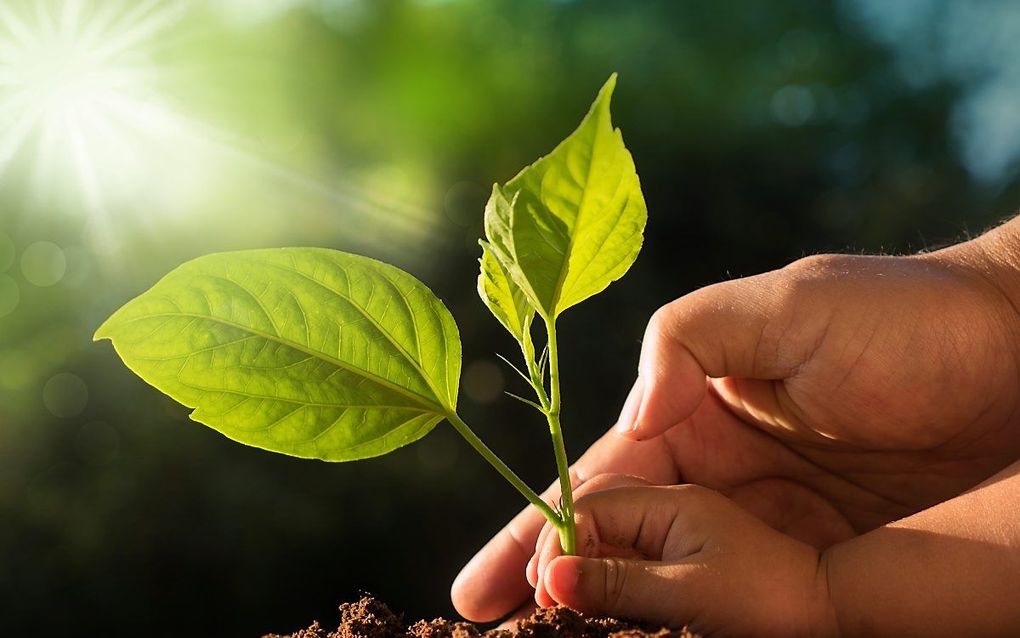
[262,597,698,638]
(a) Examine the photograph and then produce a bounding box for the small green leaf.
[488,73,647,318]
[478,240,534,342]
[482,184,543,311]
[95,248,461,461]
[504,391,545,413]
[495,352,532,386]
[483,184,516,270]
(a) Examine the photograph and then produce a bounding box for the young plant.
[95,74,646,555]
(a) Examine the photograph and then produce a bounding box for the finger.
[452,507,539,622]
[452,435,678,621]
[526,546,540,588]
[574,485,730,560]
[534,473,652,603]
[528,515,558,588]
[544,556,697,628]
[529,517,555,588]
[535,520,646,608]
[534,526,562,607]
[621,263,829,441]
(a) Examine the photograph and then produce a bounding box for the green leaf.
[94,248,461,462]
[490,73,647,318]
[477,240,534,343]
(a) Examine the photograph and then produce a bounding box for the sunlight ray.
[59,0,84,38]
[64,108,106,215]
[28,106,61,199]
[74,1,128,53]
[0,4,38,49]
[33,1,58,42]
[0,107,40,169]
[92,1,189,64]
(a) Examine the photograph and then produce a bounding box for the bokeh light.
[462,359,505,405]
[42,371,89,417]
[19,241,65,287]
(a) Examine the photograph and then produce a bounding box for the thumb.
[543,556,692,628]
[619,264,821,440]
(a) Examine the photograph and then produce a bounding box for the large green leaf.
[95,248,461,461]
[490,73,647,318]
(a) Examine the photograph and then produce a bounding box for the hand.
[532,484,837,638]
[454,224,1020,622]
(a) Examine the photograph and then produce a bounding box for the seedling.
[96,74,646,555]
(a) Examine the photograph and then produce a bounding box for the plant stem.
[446,411,562,527]
[520,316,550,411]
[544,317,577,555]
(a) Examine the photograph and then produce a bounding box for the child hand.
[531,483,837,638]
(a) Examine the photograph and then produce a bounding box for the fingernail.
[614,377,645,434]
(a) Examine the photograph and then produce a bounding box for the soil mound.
[263,597,697,638]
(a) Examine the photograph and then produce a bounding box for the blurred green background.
[2,0,1020,635]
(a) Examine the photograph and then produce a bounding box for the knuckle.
[573,489,601,513]
[645,304,674,341]
[575,479,646,507]
[662,281,738,328]
[576,472,629,495]
[785,253,852,279]
[568,466,587,489]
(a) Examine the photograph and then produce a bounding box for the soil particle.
[336,597,406,638]
[263,597,697,638]
[409,618,481,638]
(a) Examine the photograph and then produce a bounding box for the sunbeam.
[0,0,442,255]
[0,0,188,220]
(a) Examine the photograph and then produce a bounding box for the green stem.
[544,317,577,555]
[446,411,562,527]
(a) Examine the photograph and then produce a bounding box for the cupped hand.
[454,239,1020,622]
[532,484,837,637]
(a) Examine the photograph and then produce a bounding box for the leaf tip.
[92,318,114,343]
[595,72,618,109]
[603,71,619,93]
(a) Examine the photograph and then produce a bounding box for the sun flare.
[0,1,190,221]
[0,0,441,255]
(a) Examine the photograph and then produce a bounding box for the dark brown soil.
[262,597,698,638]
